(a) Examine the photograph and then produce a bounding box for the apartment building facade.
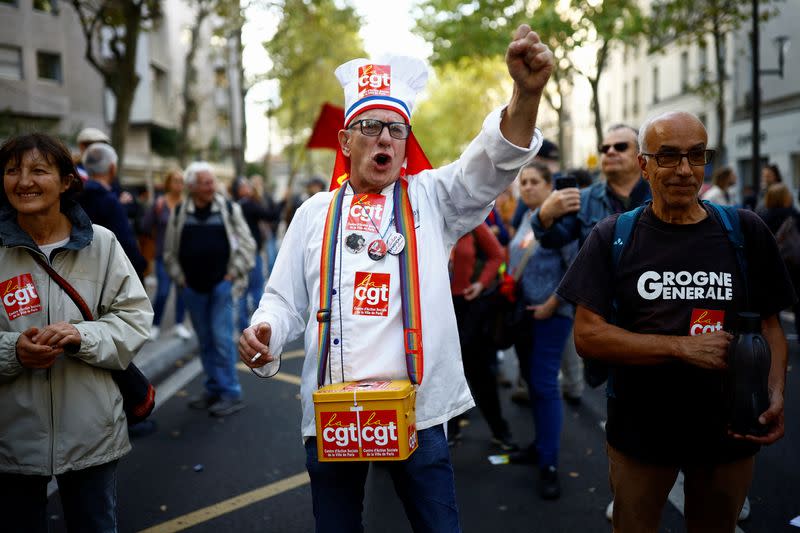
[589,0,799,202]
[0,0,244,187]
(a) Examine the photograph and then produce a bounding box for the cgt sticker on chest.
[347,194,386,233]
[2,274,42,320]
[689,308,725,336]
[353,271,390,317]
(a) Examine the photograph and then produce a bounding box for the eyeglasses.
[641,149,715,168]
[349,119,411,140]
[599,142,630,154]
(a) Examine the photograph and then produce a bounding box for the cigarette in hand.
[251,352,263,363]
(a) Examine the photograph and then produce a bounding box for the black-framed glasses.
[599,142,630,154]
[641,149,715,168]
[349,119,411,140]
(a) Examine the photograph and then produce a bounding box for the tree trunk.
[178,5,210,167]
[713,22,728,166]
[109,2,144,176]
[544,81,566,170]
[235,26,247,174]
[111,86,137,176]
[590,42,609,147]
[590,76,602,148]
[282,95,301,225]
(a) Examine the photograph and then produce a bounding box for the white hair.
[184,161,215,187]
[82,142,118,176]
[637,114,660,153]
[637,111,705,153]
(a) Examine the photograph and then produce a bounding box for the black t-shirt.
[557,205,795,465]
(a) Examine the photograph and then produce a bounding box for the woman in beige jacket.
[0,133,153,532]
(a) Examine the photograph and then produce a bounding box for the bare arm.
[500,25,553,147]
[573,305,732,369]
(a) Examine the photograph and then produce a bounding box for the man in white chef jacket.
[239,25,554,533]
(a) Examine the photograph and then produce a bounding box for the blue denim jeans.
[152,257,185,326]
[266,236,278,276]
[0,460,119,533]
[515,314,574,467]
[238,253,265,332]
[183,279,241,400]
[305,425,461,533]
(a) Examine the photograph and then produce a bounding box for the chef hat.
[335,55,429,127]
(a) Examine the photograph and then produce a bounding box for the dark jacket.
[78,180,147,278]
[531,178,651,249]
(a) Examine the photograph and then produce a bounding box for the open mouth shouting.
[373,153,392,171]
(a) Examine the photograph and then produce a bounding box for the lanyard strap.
[394,179,423,384]
[316,179,424,387]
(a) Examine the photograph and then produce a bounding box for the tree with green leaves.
[415,0,644,148]
[530,0,579,168]
[264,0,365,191]
[649,0,781,166]
[413,57,509,167]
[70,0,162,173]
[570,0,644,144]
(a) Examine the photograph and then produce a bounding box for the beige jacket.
[0,204,153,475]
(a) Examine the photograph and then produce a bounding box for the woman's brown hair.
[0,132,83,208]
[764,183,792,209]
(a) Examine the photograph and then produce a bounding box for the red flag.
[306,103,345,150]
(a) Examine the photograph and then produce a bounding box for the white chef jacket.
[252,106,543,438]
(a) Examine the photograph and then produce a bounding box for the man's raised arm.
[500,25,554,148]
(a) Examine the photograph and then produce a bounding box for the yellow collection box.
[313,379,418,462]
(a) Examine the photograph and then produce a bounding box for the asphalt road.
[47,333,800,532]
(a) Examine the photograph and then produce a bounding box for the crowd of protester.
[3,108,798,529]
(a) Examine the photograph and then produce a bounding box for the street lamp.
[751,0,790,195]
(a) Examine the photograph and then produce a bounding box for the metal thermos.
[728,312,771,436]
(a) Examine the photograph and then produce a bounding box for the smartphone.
[554,174,578,190]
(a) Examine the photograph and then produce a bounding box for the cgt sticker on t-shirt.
[353,272,390,317]
[689,308,725,336]
[346,194,386,233]
[2,274,42,320]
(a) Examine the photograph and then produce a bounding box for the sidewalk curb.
[134,335,199,386]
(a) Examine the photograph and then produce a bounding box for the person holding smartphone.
[531,124,650,250]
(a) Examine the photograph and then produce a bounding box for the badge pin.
[386,233,406,255]
[345,233,366,254]
[367,239,387,261]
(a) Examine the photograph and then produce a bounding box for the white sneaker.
[605,500,614,521]
[738,496,750,522]
[149,325,160,340]
[173,323,192,340]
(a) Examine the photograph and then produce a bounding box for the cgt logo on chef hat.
[336,54,428,127]
[358,65,391,99]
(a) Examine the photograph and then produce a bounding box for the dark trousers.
[452,295,509,439]
[0,460,119,533]
[305,426,460,533]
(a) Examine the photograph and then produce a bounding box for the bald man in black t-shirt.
[557,112,794,532]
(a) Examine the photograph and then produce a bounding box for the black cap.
[537,139,559,161]
[306,176,326,188]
